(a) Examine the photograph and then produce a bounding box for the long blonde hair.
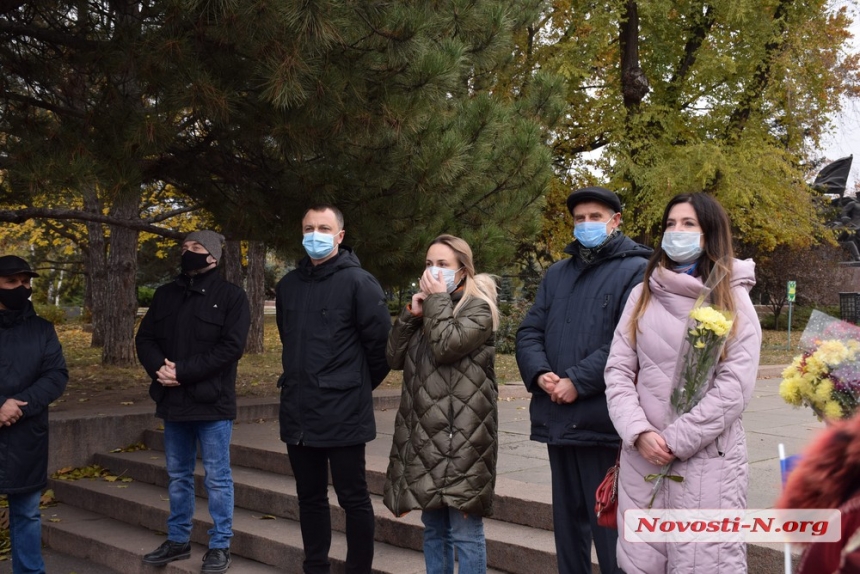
[429,234,499,330]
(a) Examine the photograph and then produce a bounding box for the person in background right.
[604,192,762,573]
[777,412,860,574]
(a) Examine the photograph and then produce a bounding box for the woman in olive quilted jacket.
[383,234,499,574]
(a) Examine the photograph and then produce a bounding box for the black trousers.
[287,443,375,574]
[548,444,623,574]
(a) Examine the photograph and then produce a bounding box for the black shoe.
[201,548,231,573]
[142,540,191,565]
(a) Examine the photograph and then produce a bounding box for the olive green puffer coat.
[383,290,498,517]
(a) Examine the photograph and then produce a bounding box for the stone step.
[142,423,556,533]
[92,449,558,574]
[47,476,435,574]
[41,504,281,574]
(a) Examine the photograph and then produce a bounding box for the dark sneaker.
[201,548,231,573]
[142,540,191,565]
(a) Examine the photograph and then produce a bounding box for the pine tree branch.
[0,92,88,119]
[144,204,201,224]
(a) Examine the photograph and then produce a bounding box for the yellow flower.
[815,379,834,404]
[816,340,852,365]
[804,356,828,379]
[695,340,706,349]
[689,306,733,337]
[823,401,844,420]
[779,378,803,405]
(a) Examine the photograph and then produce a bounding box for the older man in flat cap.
[136,231,250,573]
[0,255,68,574]
[516,187,651,574]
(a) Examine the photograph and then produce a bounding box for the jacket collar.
[175,267,220,295]
[0,300,35,329]
[297,245,361,281]
[563,233,652,266]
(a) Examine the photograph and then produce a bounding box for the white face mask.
[662,231,703,264]
[427,266,461,293]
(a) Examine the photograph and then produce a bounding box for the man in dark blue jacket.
[276,204,391,574]
[136,230,250,574]
[0,255,68,574]
[516,187,651,574]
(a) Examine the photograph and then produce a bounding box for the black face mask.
[0,285,32,311]
[181,250,211,273]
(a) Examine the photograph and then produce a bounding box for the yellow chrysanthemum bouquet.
[779,310,860,421]
[646,270,734,508]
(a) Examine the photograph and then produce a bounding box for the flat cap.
[566,186,622,214]
[0,255,39,277]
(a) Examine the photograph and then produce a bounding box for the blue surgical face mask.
[427,266,461,293]
[573,217,613,248]
[302,231,336,260]
[662,231,703,264]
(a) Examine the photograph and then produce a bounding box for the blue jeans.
[421,507,486,574]
[163,420,234,549]
[7,489,45,574]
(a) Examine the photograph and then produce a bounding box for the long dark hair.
[629,193,736,344]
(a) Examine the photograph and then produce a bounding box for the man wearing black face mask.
[136,231,250,574]
[0,255,68,574]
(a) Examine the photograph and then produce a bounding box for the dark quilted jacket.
[383,289,498,517]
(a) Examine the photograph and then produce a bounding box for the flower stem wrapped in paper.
[645,265,734,509]
[779,310,860,421]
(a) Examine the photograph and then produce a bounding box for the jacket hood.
[563,232,653,263]
[651,257,756,298]
[297,245,361,281]
[648,258,756,322]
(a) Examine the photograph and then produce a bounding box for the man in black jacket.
[516,187,651,574]
[136,231,250,574]
[0,255,68,574]
[276,205,391,574]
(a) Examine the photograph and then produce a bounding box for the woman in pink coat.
[604,193,762,573]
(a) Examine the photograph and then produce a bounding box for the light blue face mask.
[662,231,703,264]
[302,231,336,260]
[427,266,461,293]
[573,218,612,248]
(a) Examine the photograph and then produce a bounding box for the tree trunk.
[620,0,648,113]
[101,191,140,366]
[245,241,266,354]
[83,184,107,347]
[223,239,243,287]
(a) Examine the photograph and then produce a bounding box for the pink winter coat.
[604,259,762,574]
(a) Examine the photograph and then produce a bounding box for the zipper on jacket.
[603,294,610,307]
[294,278,317,445]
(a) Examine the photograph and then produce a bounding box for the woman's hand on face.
[635,431,675,466]
[420,268,448,295]
[411,292,426,315]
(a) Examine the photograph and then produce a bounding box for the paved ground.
[2,363,821,573]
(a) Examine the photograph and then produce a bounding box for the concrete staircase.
[41,409,561,574]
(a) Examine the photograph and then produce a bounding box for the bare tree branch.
[0,207,184,238]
